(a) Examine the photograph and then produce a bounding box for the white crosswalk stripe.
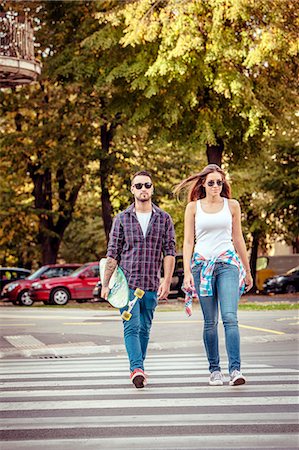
[0,353,298,449]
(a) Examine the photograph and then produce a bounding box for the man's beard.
[139,196,150,202]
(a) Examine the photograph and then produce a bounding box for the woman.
[175,164,253,386]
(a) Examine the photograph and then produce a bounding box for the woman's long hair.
[174,164,231,202]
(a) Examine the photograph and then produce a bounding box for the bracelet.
[245,269,251,273]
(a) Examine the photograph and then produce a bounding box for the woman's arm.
[183,201,196,289]
[229,199,253,291]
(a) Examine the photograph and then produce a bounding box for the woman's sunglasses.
[206,180,223,187]
[133,182,153,190]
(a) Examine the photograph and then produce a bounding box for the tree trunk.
[41,235,61,265]
[99,115,121,242]
[29,164,82,265]
[206,138,224,166]
[99,124,114,241]
[292,237,299,254]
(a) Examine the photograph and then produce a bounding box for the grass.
[1,298,298,311]
[238,302,299,311]
[24,300,299,311]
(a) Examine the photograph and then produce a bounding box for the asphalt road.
[0,305,298,449]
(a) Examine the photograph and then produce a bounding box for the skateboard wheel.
[122,311,132,321]
[134,288,145,299]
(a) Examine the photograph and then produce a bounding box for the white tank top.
[194,198,234,259]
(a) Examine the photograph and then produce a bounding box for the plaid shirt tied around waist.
[184,250,246,317]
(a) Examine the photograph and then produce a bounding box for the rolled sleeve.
[106,215,124,262]
[162,213,176,257]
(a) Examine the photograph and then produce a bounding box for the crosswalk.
[0,353,298,449]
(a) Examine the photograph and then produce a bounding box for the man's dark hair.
[131,170,153,184]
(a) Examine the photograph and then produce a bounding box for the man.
[101,170,176,389]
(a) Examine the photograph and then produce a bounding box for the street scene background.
[0,1,298,449]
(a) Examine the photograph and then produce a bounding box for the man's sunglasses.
[206,180,223,187]
[133,182,153,190]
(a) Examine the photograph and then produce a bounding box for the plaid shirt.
[107,203,176,291]
[184,250,246,316]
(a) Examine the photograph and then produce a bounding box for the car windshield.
[27,267,48,280]
[286,266,299,275]
[70,263,92,277]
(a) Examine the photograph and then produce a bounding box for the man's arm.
[101,257,118,300]
[101,215,124,300]
[158,255,175,300]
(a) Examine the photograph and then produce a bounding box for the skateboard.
[99,258,144,321]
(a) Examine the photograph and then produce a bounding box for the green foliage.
[89,0,298,162]
[0,0,298,268]
[59,164,107,263]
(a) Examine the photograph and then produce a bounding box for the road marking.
[2,374,298,388]
[154,321,285,335]
[276,317,298,321]
[155,320,203,323]
[3,335,47,349]
[1,435,299,450]
[0,324,36,327]
[0,362,270,374]
[2,395,298,411]
[1,353,297,449]
[1,367,297,380]
[63,322,103,325]
[1,384,297,398]
[0,314,119,320]
[0,321,286,335]
[239,324,285,335]
[0,412,298,429]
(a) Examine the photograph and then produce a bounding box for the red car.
[29,262,99,305]
[1,264,81,306]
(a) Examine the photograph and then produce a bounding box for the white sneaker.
[209,371,225,386]
[229,369,246,386]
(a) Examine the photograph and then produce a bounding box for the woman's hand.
[245,271,253,292]
[183,272,194,291]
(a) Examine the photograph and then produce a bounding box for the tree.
[0,81,96,264]
[87,0,298,168]
[0,1,105,264]
[263,131,299,253]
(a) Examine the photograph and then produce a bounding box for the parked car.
[169,254,184,298]
[256,255,299,292]
[29,262,99,305]
[1,264,81,306]
[263,266,299,294]
[0,267,31,293]
[92,254,184,302]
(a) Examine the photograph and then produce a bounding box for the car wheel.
[50,288,70,306]
[18,290,33,306]
[286,284,296,294]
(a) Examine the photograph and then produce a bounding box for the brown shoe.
[130,368,147,389]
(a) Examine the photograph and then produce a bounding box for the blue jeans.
[120,289,158,372]
[193,262,241,374]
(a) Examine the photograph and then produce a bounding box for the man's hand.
[101,257,117,301]
[101,286,110,300]
[158,279,171,300]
